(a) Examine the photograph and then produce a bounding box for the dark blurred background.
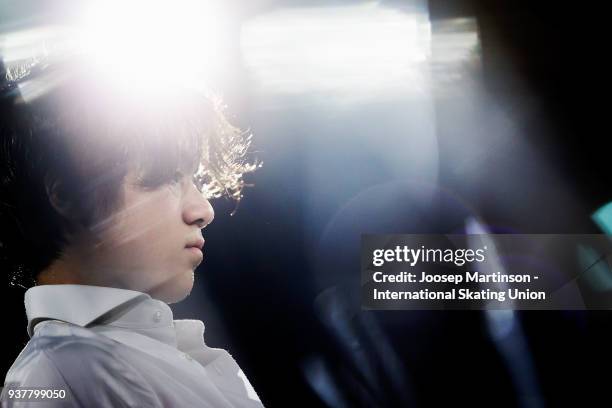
[2,0,611,406]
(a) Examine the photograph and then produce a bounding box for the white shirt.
[2,284,264,407]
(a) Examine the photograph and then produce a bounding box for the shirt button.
[153,310,162,323]
[182,353,193,361]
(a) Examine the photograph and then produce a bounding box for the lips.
[185,238,205,264]
[185,238,205,250]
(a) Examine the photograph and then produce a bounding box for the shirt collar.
[25,284,213,354]
[25,284,156,337]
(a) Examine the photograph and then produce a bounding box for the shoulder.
[7,321,125,381]
[4,321,161,408]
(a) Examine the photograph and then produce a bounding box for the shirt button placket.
[153,310,162,323]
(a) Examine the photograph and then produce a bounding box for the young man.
[0,64,263,407]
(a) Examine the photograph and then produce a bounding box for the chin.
[150,269,195,304]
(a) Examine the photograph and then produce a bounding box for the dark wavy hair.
[0,63,259,287]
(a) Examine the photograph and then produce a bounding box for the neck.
[36,230,98,286]
[37,252,87,286]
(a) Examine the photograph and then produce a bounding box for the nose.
[183,184,215,229]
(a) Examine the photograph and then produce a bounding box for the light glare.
[1,0,230,102]
[77,0,227,91]
[241,2,431,99]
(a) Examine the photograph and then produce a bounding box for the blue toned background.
[2,0,610,406]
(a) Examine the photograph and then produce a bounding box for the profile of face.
[71,166,215,303]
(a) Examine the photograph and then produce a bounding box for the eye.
[171,170,184,184]
[165,171,186,194]
[192,174,203,190]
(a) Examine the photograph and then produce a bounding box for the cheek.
[96,188,183,261]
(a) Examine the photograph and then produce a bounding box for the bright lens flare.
[1,0,230,101]
[77,0,227,91]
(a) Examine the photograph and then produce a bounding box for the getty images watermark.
[361,234,612,310]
